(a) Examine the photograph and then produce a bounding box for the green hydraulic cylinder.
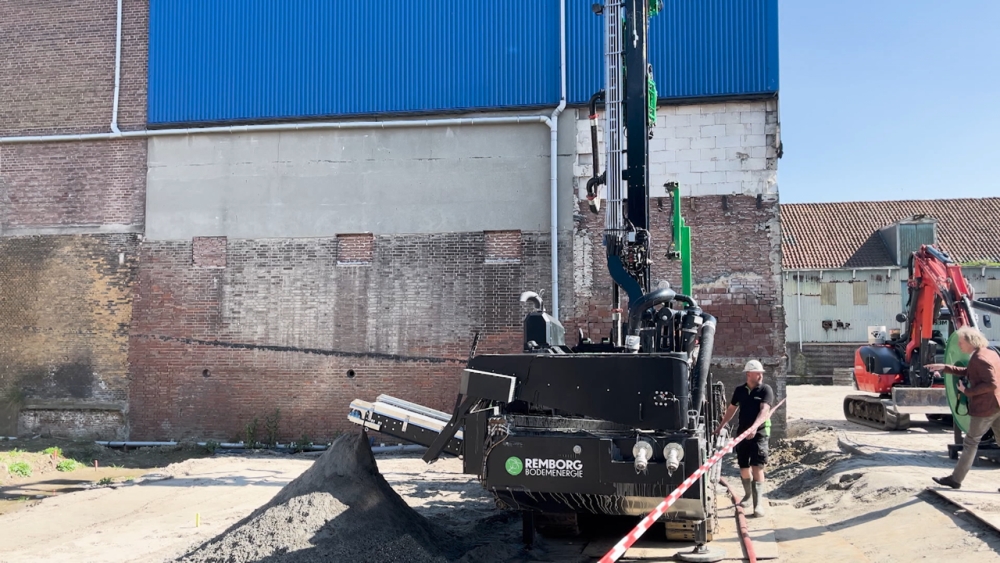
[670,184,693,296]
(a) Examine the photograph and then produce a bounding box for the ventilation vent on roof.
[878,217,937,266]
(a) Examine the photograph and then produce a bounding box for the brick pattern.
[336,234,374,265]
[193,236,227,268]
[0,234,140,436]
[484,230,523,263]
[127,234,551,440]
[0,140,147,230]
[1,0,148,136]
[575,101,779,198]
[19,409,125,440]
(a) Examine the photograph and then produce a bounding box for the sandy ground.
[2,386,1000,562]
[768,385,1000,562]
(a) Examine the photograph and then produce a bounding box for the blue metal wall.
[568,0,779,103]
[148,0,778,125]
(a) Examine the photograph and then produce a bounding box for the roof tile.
[780,198,1000,269]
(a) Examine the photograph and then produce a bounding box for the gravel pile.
[174,431,522,563]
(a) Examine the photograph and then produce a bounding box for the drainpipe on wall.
[548,0,567,321]
[796,271,803,352]
[110,0,123,135]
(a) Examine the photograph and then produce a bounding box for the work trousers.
[953,410,1000,484]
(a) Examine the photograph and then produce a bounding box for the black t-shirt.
[730,383,775,436]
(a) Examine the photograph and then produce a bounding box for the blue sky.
[777,0,1000,203]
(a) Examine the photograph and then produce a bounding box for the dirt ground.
[2,385,1000,562]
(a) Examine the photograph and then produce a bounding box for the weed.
[56,459,80,472]
[203,440,220,454]
[292,434,313,453]
[264,408,281,447]
[9,461,31,478]
[43,446,63,458]
[244,416,260,449]
[97,477,114,486]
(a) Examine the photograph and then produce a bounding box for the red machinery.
[844,244,998,430]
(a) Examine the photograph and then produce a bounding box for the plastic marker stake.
[196,513,201,527]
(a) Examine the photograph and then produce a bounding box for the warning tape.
[598,398,786,563]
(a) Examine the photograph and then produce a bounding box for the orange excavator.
[843,244,1000,431]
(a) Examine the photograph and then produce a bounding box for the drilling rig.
[349,1,726,559]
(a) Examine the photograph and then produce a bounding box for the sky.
[777,0,1000,204]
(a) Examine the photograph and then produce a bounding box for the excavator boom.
[844,244,992,431]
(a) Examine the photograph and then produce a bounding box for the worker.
[714,359,775,517]
[926,326,1000,490]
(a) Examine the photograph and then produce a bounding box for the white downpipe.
[796,272,803,352]
[549,0,567,321]
[110,0,123,134]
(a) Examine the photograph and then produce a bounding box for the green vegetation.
[56,459,80,472]
[8,461,31,478]
[42,447,63,458]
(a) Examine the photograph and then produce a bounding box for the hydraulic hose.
[627,287,676,335]
[719,477,758,563]
[690,312,717,423]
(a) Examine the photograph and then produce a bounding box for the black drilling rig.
[349,1,725,559]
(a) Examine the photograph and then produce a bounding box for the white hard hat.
[743,359,764,373]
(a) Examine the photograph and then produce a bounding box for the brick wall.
[1,0,148,136]
[1,0,148,233]
[0,235,139,436]
[127,233,552,441]
[1,141,147,232]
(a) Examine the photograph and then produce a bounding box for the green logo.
[505,456,523,476]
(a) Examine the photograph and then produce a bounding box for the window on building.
[821,282,837,306]
[853,281,868,306]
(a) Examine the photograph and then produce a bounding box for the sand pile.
[175,431,521,563]
[767,428,920,518]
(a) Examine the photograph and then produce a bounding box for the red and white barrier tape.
[598,398,786,563]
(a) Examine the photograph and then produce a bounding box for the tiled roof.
[780,198,1000,269]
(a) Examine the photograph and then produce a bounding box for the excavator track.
[843,395,911,431]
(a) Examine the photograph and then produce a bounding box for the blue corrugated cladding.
[568,0,779,104]
[148,0,778,124]
[148,0,560,124]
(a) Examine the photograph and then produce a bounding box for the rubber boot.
[752,480,767,517]
[739,477,753,512]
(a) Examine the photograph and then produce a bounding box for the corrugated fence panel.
[149,0,778,124]
[149,0,560,124]
[568,0,779,104]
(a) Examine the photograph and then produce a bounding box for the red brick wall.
[1,0,148,232]
[192,236,227,268]
[1,0,148,136]
[127,234,551,441]
[1,141,147,230]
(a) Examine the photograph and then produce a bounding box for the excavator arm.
[845,244,999,431]
[901,245,978,386]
